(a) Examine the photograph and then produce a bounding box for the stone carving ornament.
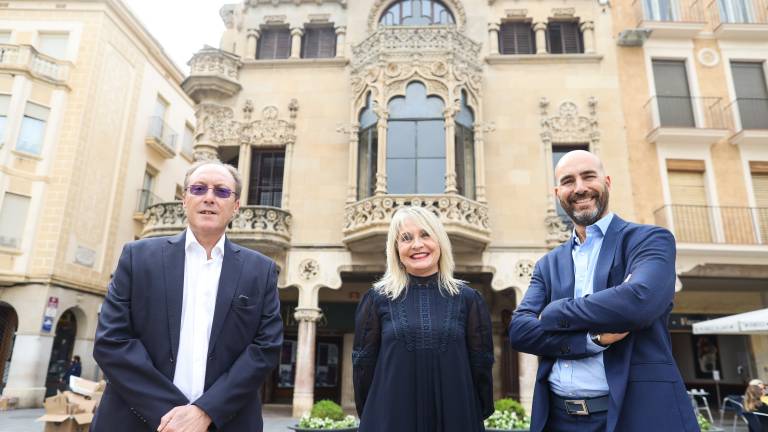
[195,100,299,148]
[299,259,320,281]
[515,259,535,283]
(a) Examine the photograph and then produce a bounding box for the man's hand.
[157,404,212,432]
[599,332,629,345]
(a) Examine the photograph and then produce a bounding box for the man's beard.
[560,188,609,227]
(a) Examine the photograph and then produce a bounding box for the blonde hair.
[373,206,462,299]
[745,384,765,412]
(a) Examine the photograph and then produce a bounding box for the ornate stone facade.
[194,100,298,148]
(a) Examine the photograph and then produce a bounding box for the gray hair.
[183,160,242,197]
[373,206,462,299]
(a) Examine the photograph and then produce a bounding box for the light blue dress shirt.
[548,212,614,398]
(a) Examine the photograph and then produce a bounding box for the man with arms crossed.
[92,161,283,431]
[509,151,698,432]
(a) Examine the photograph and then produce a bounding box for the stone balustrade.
[0,44,70,85]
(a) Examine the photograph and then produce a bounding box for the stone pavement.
[0,404,298,432]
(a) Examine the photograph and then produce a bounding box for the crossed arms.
[509,227,676,357]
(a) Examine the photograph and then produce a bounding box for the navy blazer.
[91,231,283,431]
[509,215,699,432]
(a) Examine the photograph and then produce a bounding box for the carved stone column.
[473,123,491,203]
[290,28,303,59]
[374,107,389,195]
[292,307,322,417]
[518,352,538,414]
[335,26,346,58]
[281,99,299,209]
[238,144,251,201]
[246,29,260,60]
[488,23,500,55]
[534,22,547,54]
[580,21,595,54]
[346,124,360,203]
[444,106,458,194]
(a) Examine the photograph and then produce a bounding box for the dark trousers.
[544,401,607,432]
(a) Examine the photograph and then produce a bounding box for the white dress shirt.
[173,228,225,402]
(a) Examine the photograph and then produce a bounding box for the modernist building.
[613,0,768,400]
[141,0,641,416]
[0,0,194,407]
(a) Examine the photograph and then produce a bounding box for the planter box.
[288,427,358,432]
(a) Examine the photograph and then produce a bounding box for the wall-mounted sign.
[41,296,59,333]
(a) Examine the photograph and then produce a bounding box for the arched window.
[358,93,378,200]
[379,0,455,26]
[455,91,475,199]
[387,82,445,194]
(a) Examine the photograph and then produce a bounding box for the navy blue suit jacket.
[91,231,283,431]
[509,216,699,432]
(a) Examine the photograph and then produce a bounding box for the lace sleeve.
[352,289,381,416]
[466,288,495,419]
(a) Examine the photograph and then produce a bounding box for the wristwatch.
[590,333,608,347]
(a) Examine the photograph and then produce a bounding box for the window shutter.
[258,28,290,59]
[304,27,336,59]
[561,22,582,53]
[500,22,534,54]
[275,29,291,59]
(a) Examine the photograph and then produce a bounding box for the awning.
[692,308,768,335]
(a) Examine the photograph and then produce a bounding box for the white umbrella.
[692,308,768,335]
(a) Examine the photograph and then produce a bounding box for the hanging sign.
[41,296,59,333]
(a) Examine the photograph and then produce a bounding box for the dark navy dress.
[352,274,494,432]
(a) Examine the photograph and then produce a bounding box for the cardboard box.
[37,390,96,432]
[68,376,106,397]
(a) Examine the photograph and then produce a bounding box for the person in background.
[61,355,81,391]
[744,384,768,432]
[749,379,768,405]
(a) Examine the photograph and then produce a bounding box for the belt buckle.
[564,399,589,416]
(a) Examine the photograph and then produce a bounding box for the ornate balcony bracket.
[182,46,243,103]
[142,202,292,252]
[343,194,490,252]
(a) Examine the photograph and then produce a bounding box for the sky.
[124,0,228,73]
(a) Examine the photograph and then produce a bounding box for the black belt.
[551,393,609,416]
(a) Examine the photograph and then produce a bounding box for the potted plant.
[484,398,531,432]
[289,400,359,432]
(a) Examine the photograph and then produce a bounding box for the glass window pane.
[387,159,416,194]
[416,120,445,157]
[0,32,10,44]
[182,126,194,155]
[387,121,416,158]
[0,116,6,146]
[0,193,30,249]
[416,158,445,193]
[37,33,68,59]
[16,116,46,155]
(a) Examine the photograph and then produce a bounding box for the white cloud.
[123,0,227,73]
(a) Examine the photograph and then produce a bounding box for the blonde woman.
[352,206,494,432]
[744,384,768,432]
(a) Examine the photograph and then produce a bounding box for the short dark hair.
[73,355,81,362]
[183,160,242,197]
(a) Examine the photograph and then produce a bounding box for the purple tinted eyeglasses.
[187,184,237,199]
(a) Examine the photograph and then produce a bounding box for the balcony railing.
[709,0,768,26]
[141,202,292,251]
[633,0,706,23]
[654,204,768,244]
[136,189,163,213]
[644,96,727,131]
[0,43,70,84]
[146,116,178,158]
[343,194,490,252]
[725,98,768,131]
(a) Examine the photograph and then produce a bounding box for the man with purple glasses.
[92,161,283,432]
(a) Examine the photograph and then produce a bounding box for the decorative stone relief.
[515,259,535,283]
[188,48,241,80]
[194,100,299,148]
[299,259,320,281]
[697,48,720,68]
[367,0,467,32]
[74,246,96,268]
[505,9,529,18]
[264,15,287,24]
[220,5,236,29]
[552,7,576,17]
[230,206,292,238]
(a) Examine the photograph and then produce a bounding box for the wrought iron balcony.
[643,96,729,145]
[343,194,490,252]
[145,116,178,158]
[141,202,292,252]
[654,204,768,244]
[725,97,768,146]
[182,46,243,103]
[632,0,706,38]
[708,0,768,39]
[0,44,70,85]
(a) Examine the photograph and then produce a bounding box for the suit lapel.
[163,231,186,362]
[554,240,575,300]
[208,239,243,355]
[594,215,628,293]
